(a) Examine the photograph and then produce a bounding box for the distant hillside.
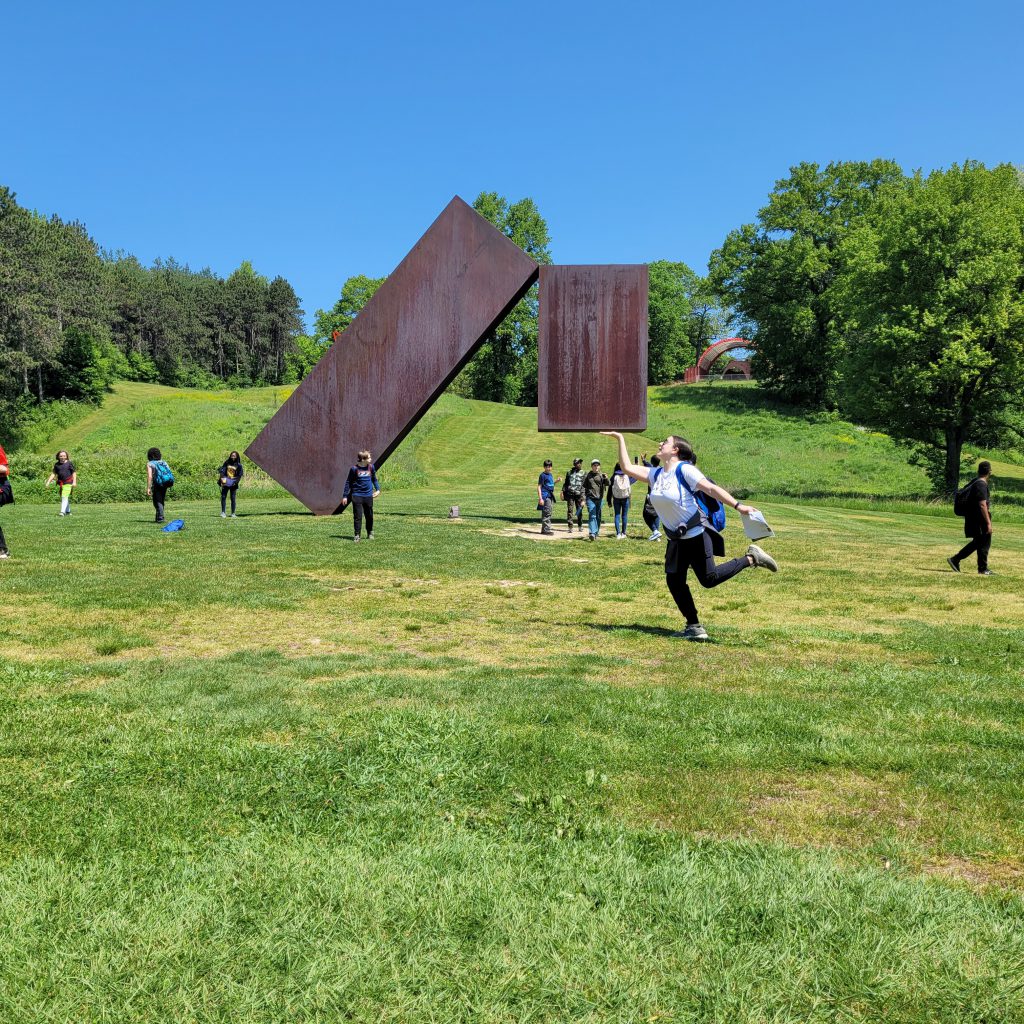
[15,380,1021,512]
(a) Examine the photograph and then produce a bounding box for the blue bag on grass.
[161,519,185,532]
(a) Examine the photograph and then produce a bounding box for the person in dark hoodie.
[217,451,244,518]
[341,449,380,542]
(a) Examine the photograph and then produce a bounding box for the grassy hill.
[10,380,1023,515]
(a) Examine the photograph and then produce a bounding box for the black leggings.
[221,486,237,514]
[352,496,374,536]
[0,522,7,554]
[665,531,749,625]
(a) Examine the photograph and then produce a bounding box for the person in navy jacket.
[341,450,381,542]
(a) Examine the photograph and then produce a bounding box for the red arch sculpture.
[683,337,754,382]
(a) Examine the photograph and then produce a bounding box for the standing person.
[583,459,610,541]
[949,461,995,576]
[561,458,585,532]
[608,462,632,539]
[146,447,175,524]
[536,459,556,535]
[217,451,244,518]
[641,454,662,541]
[45,450,77,516]
[341,450,380,542]
[601,431,779,641]
[0,442,11,559]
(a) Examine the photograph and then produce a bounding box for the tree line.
[6,167,1020,495]
[1,185,305,436]
[710,160,1024,493]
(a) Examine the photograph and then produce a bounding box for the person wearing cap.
[601,430,779,641]
[537,460,556,535]
[561,458,585,532]
[583,460,610,541]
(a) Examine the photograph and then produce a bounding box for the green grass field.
[2,383,1023,1022]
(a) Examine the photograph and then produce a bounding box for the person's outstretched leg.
[688,532,750,589]
[0,523,8,556]
[230,487,237,516]
[365,498,374,538]
[622,497,630,534]
[221,487,227,516]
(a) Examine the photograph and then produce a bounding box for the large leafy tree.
[460,192,551,405]
[840,162,1024,494]
[710,160,904,407]
[312,273,385,347]
[646,262,731,383]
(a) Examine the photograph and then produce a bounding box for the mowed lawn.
[1,480,1023,1021]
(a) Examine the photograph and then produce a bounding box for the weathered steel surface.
[537,264,648,432]
[246,197,539,514]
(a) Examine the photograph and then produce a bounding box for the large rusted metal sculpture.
[537,265,648,432]
[248,197,649,514]
[246,197,539,515]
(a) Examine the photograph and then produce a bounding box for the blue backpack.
[652,464,726,533]
[151,460,175,487]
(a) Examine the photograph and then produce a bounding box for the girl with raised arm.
[600,431,778,642]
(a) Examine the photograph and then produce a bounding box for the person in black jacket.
[341,450,380,542]
[217,451,244,518]
[949,461,995,575]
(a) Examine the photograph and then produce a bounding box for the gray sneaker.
[947,556,961,573]
[671,623,710,642]
[746,544,778,572]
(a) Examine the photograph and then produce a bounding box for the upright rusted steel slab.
[246,197,539,514]
[537,264,648,432]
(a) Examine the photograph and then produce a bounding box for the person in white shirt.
[600,431,778,641]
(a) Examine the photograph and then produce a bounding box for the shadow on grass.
[568,621,687,639]
[653,382,815,422]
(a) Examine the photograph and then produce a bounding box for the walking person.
[0,442,11,559]
[45,450,77,516]
[601,431,779,641]
[608,462,632,539]
[146,447,175,524]
[341,450,380,542]
[537,459,556,535]
[561,458,585,532]
[949,461,995,576]
[217,451,244,518]
[641,454,662,541]
[583,460,610,540]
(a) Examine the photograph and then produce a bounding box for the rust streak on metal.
[537,265,648,432]
[246,197,539,514]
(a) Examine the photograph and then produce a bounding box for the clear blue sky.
[4,0,1020,328]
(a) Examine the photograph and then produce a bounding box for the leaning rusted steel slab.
[537,264,648,432]
[246,197,539,514]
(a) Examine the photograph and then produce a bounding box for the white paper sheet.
[740,509,775,541]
